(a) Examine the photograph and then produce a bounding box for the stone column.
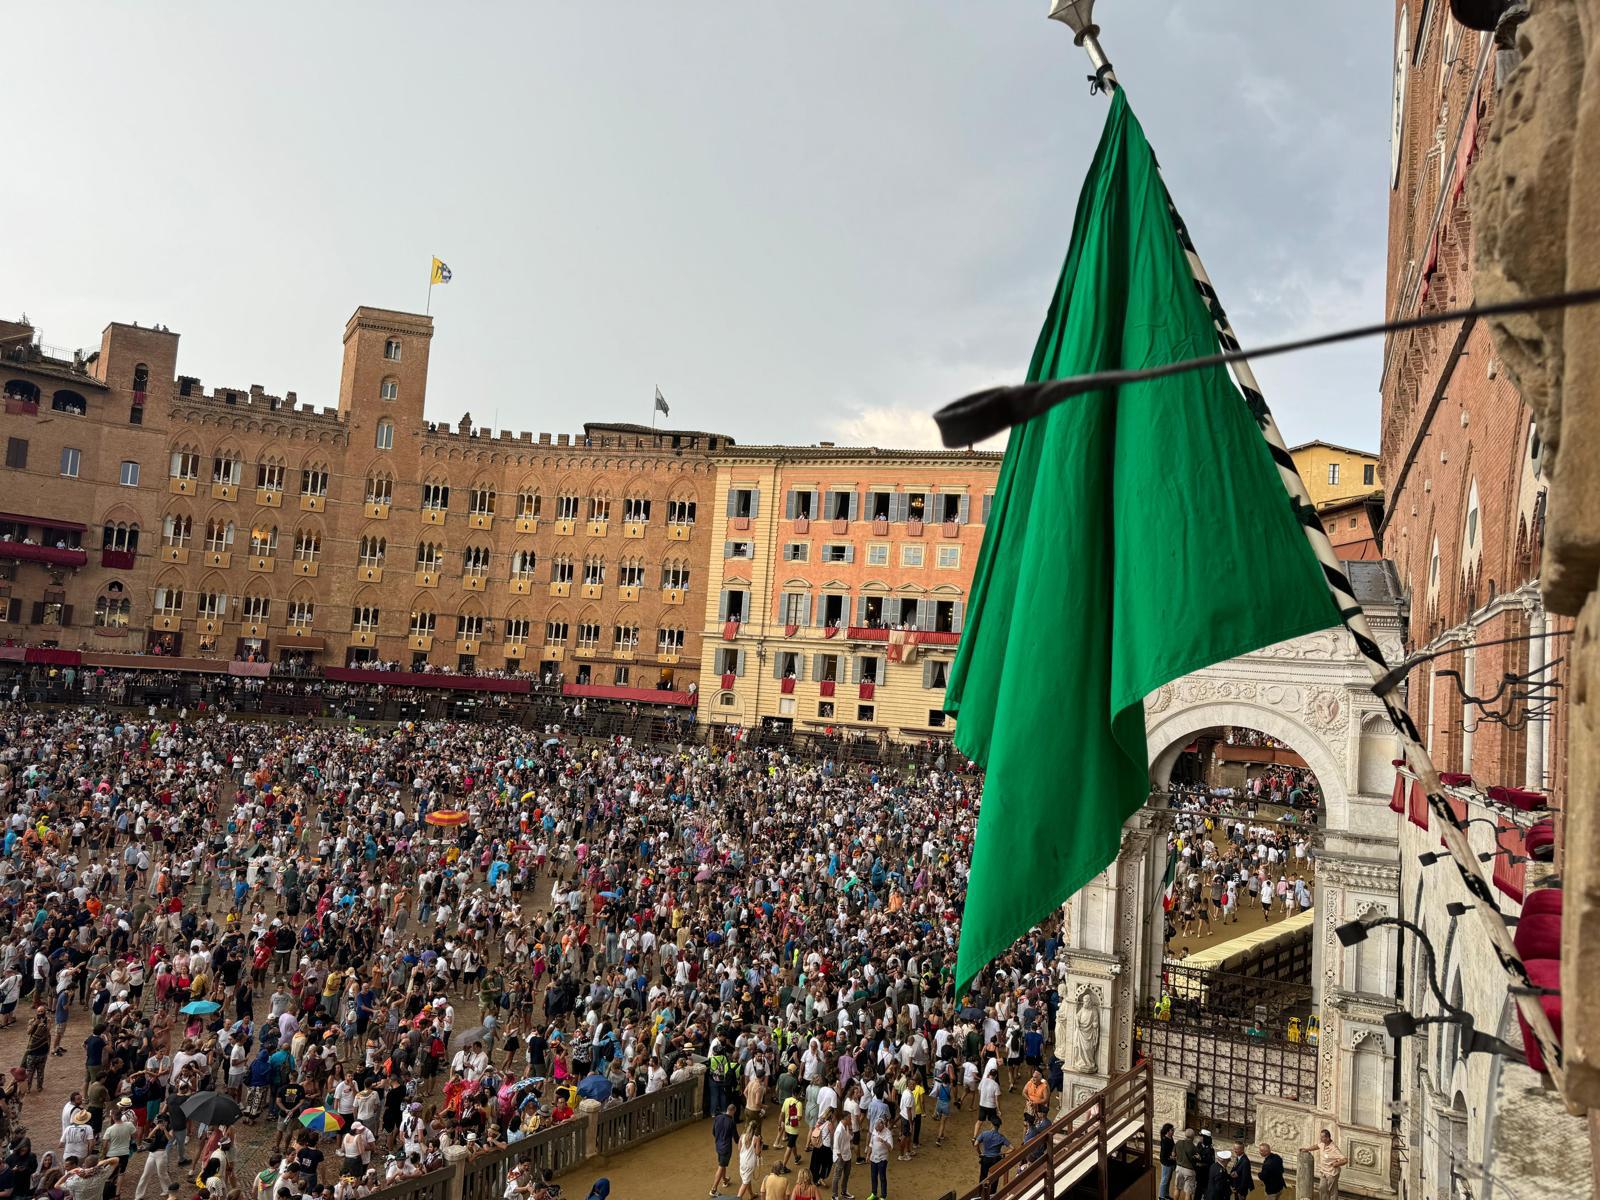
[1055,809,1170,1113]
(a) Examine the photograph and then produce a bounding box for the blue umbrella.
[181,1000,221,1015]
[576,1074,612,1102]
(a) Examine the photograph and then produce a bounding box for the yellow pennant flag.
[430,257,452,286]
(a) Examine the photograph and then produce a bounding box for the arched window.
[619,556,645,587]
[462,545,491,575]
[416,541,443,569]
[1464,479,1481,553]
[511,549,538,577]
[366,473,393,506]
[101,522,139,553]
[51,389,87,416]
[358,536,387,566]
[93,582,131,629]
[293,528,322,562]
[248,525,278,557]
[256,456,286,493]
[375,419,395,450]
[384,338,402,362]
[469,486,496,516]
[584,556,606,585]
[410,609,437,637]
[380,377,399,402]
[517,490,541,520]
[204,519,235,552]
[211,450,241,485]
[162,514,193,548]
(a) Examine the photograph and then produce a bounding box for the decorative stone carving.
[1304,688,1348,734]
[1352,1142,1379,1168]
[1147,684,1174,714]
[1072,990,1103,1074]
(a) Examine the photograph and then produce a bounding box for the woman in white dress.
[737,1119,765,1198]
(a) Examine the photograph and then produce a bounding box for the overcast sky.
[8,3,1389,453]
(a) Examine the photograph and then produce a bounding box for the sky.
[7,3,1390,453]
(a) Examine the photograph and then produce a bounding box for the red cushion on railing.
[1487,785,1548,811]
[1525,821,1556,862]
[1522,887,1563,918]
[1439,772,1474,787]
[1514,911,1561,961]
[1518,959,1562,1076]
[1390,773,1406,814]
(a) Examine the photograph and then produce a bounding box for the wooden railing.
[360,1165,455,1200]
[593,1077,701,1154]
[460,1120,590,1200]
[958,1060,1154,1200]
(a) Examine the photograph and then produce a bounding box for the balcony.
[542,645,566,661]
[586,519,608,537]
[363,500,391,520]
[846,626,962,645]
[203,549,231,569]
[659,650,681,664]
[4,397,38,416]
[509,573,535,595]
[210,482,239,502]
[581,582,603,599]
[409,633,434,652]
[618,584,640,602]
[358,564,384,583]
[415,568,439,587]
[906,519,924,537]
[469,512,493,531]
[515,516,539,534]
[554,518,575,536]
[793,517,810,534]
[504,642,526,659]
[456,637,482,655]
[101,549,136,570]
[615,646,637,661]
[170,476,198,496]
[293,560,319,578]
[942,520,962,538]
[152,612,182,632]
[622,521,645,540]
[549,580,571,597]
[575,644,598,658]
[248,555,276,574]
[0,541,88,568]
[423,507,446,526]
[462,573,486,591]
[350,629,379,647]
[160,545,190,564]
[255,488,283,509]
[196,615,224,637]
[299,493,326,513]
[667,523,691,542]
[663,587,685,605]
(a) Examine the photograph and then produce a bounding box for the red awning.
[0,512,87,533]
[0,541,88,568]
[25,648,80,666]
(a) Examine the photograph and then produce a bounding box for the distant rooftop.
[1345,559,1403,607]
[1289,439,1378,459]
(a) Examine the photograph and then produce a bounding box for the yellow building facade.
[1289,440,1382,505]
[697,444,1001,740]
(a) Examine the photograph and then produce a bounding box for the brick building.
[0,307,728,698]
[1377,6,1582,1197]
[696,444,1001,739]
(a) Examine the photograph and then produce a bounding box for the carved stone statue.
[1072,991,1102,1074]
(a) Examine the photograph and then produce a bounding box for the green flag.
[945,90,1340,997]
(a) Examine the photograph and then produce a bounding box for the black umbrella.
[182,1091,242,1127]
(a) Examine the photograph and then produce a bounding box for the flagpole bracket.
[1048,0,1117,88]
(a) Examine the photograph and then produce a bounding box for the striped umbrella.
[424,810,470,828]
[298,1107,343,1134]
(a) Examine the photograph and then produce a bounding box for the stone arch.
[1146,698,1351,832]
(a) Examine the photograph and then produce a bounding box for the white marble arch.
[1146,698,1352,832]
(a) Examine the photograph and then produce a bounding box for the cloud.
[829,404,1007,453]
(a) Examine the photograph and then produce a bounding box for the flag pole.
[1044,0,1566,1085]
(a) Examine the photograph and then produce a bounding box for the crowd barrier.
[360,1077,701,1200]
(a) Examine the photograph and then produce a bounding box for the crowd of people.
[0,700,1077,1200]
